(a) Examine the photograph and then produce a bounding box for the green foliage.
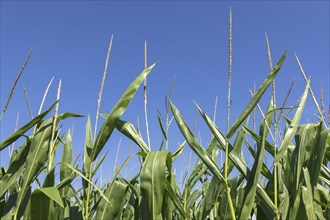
[1,46,329,220]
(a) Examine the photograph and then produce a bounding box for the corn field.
[1,10,329,220]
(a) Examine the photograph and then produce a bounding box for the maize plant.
[0,12,329,220]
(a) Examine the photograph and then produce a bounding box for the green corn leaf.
[157,115,168,141]
[44,134,64,188]
[170,101,225,183]
[190,102,277,217]
[59,131,73,199]
[195,103,248,178]
[83,115,94,178]
[32,187,64,208]
[308,128,329,187]
[91,152,135,219]
[116,119,150,153]
[186,189,203,212]
[321,165,330,184]
[60,131,73,181]
[82,115,94,206]
[6,187,31,220]
[95,180,128,220]
[239,98,273,219]
[92,63,157,161]
[30,187,63,219]
[91,150,110,178]
[57,112,84,120]
[62,162,112,207]
[140,150,172,219]
[68,206,83,220]
[277,164,290,219]
[196,102,248,175]
[310,184,326,220]
[198,175,221,220]
[243,138,272,180]
[289,188,304,219]
[13,117,54,219]
[256,184,278,217]
[227,50,287,139]
[284,142,295,185]
[243,126,277,157]
[0,140,30,198]
[69,186,84,213]
[301,168,317,220]
[172,140,186,161]
[182,162,207,207]
[275,79,309,164]
[291,123,319,198]
[56,175,76,191]
[0,101,57,151]
[165,179,186,218]
[43,166,55,188]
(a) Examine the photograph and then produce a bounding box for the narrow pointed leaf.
[239,99,273,219]
[227,51,287,139]
[60,131,72,181]
[0,141,30,197]
[14,117,53,218]
[92,63,157,161]
[172,141,186,161]
[195,103,248,177]
[91,150,109,177]
[170,101,225,183]
[0,102,57,151]
[165,179,186,217]
[83,116,93,176]
[275,80,309,163]
[62,162,112,206]
[157,115,167,141]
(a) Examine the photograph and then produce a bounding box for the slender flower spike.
[94,35,114,139]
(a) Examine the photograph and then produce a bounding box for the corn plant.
[1,12,329,220]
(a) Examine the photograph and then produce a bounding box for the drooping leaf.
[116,119,150,153]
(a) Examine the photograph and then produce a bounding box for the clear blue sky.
[1,1,329,181]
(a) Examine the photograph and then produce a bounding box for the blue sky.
[1,1,329,182]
